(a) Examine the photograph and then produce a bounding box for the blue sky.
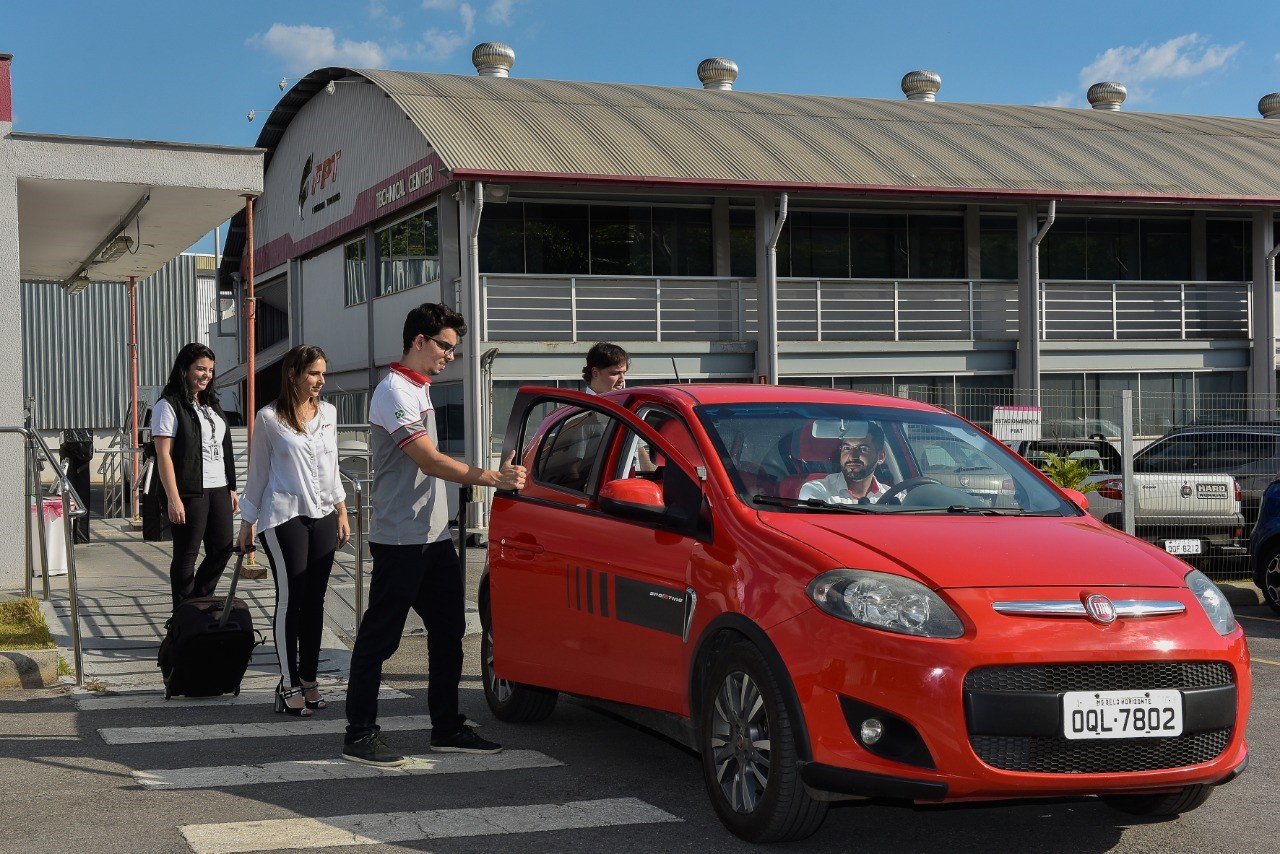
[5,0,1280,252]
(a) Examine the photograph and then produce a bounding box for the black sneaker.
[430,726,503,754]
[341,732,407,767]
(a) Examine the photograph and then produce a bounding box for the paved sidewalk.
[33,517,483,694]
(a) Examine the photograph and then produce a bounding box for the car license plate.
[1164,539,1202,555]
[1063,690,1183,740]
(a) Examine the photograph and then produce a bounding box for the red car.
[481,385,1250,842]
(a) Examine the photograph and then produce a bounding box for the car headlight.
[807,569,964,638]
[1185,569,1237,636]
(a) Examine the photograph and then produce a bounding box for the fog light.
[860,718,885,745]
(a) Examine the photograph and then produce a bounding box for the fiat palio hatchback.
[481,385,1250,843]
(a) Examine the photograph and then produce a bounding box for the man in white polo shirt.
[342,303,526,767]
[799,421,891,505]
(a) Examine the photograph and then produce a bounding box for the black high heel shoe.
[275,678,313,717]
[301,679,327,711]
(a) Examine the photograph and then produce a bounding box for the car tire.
[479,597,558,723]
[698,640,826,843]
[1256,544,1280,616]
[1098,783,1214,817]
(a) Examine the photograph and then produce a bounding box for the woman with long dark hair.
[151,343,238,610]
[237,345,348,716]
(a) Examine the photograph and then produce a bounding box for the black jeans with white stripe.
[344,538,465,742]
[257,512,338,687]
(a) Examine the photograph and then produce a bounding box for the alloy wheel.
[709,670,772,813]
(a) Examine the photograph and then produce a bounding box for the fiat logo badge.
[1084,594,1117,625]
[1180,484,1192,498]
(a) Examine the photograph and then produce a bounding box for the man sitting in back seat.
[798,421,890,505]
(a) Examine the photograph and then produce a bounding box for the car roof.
[1165,423,1280,436]
[600,383,946,413]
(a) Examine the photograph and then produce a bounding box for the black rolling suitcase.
[158,550,261,699]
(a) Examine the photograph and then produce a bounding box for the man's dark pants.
[344,538,466,742]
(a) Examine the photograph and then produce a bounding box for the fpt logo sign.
[297,150,342,219]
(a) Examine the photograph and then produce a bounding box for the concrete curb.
[0,648,59,689]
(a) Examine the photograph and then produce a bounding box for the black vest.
[161,392,237,495]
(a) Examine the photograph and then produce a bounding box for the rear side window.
[1134,437,1198,473]
[534,409,608,494]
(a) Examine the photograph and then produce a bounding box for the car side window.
[1134,436,1197,473]
[534,408,608,494]
[615,407,703,479]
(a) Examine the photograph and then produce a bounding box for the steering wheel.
[877,476,943,505]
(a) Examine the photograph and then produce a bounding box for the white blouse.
[150,397,229,490]
[238,401,344,531]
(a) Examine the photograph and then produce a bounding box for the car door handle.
[500,536,544,555]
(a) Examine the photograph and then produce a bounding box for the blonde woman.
[238,345,349,716]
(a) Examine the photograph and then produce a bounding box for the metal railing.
[337,465,366,631]
[5,425,88,685]
[478,273,1252,343]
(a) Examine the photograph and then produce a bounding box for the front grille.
[972,730,1231,774]
[965,662,1232,693]
[965,663,1236,774]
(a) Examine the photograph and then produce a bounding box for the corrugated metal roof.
[351,70,1280,201]
[22,255,213,430]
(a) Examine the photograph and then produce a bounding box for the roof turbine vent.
[697,57,738,90]
[901,70,942,102]
[1259,93,1280,119]
[472,42,515,77]
[1087,81,1127,110]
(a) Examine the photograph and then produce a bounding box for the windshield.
[697,401,1076,516]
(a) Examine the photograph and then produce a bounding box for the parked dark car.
[1137,423,1280,533]
[1248,478,1280,614]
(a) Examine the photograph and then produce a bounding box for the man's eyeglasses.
[839,443,877,456]
[424,335,458,355]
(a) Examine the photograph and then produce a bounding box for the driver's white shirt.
[799,472,889,504]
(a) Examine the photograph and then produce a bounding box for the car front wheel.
[699,640,826,842]
[1099,783,1214,817]
[479,598,558,723]
[1258,545,1280,616]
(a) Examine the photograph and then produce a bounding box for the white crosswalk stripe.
[99,713,433,744]
[179,797,680,853]
[77,685,411,712]
[135,748,563,789]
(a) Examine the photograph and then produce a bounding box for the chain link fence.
[891,385,1279,582]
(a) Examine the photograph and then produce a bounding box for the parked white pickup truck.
[1011,438,1247,567]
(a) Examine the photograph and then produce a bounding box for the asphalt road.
[1,592,1277,854]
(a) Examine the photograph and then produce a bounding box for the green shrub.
[0,597,56,651]
[1041,453,1101,494]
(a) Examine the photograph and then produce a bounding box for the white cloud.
[460,3,477,32]
[369,0,403,29]
[1037,93,1077,108]
[248,24,385,72]
[421,27,469,61]
[422,0,457,9]
[487,0,520,25]
[1079,34,1240,86]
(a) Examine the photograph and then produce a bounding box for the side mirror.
[1063,488,1090,511]
[599,477,667,522]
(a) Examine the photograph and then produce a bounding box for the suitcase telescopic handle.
[219,548,250,629]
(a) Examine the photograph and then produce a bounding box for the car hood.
[762,513,1188,589]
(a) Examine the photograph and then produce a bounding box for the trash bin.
[59,429,93,543]
[28,498,67,576]
[139,457,171,542]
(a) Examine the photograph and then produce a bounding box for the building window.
[376,207,439,297]
[980,216,1018,279]
[1041,216,1196,281]
[1206,219,1251,281]
[432,381,465,456]
[480,202,714,277]
[326,390,369,426]
[729,209,757,277]
[344,238,367,306]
